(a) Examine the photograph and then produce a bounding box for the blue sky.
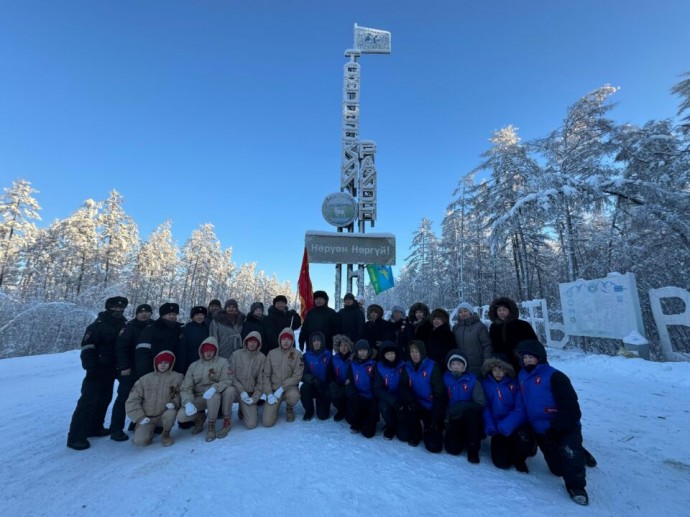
[1,0,689,302]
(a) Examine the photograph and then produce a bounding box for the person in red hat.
[125,351,184,447]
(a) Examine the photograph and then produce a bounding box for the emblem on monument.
[322,192,358,227]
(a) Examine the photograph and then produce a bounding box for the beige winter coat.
[180,336,231,405]
[262,328,304,393]
[230,331,266,402]
[125,351,184,424]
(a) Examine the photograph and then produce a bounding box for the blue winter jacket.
[481,375,520,436]
[351,358,376,400]
[332,353,351,386]
[443,371,479,405]
[304,348,332,384]
[406,358,437,410]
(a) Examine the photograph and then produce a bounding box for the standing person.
[125,351,184,447]
[388,305,412,358]
[452,302,493,376]
[229,331,266,430]
[110,303,153,442]
[135,303,183,376]
[266,295,302,352]
[329,334,353,422]
[443,351,485,464]
[242,302,275,356]
[210,299,245,360]
[204,299,222,325]
[361,303,392,357]
[301,331,333,421]
[177,336,236,442]
[346,340,378,438]
[498,340,590,506]
[299,290,339,351]
[67,296,128,451]
[408,302,433,344]
[373,341,406,441]
[337,293,365,344]
[480,355,534,473]
[178,306,210,374]
[426,308,455,372]
[400,340,445,453]
[488,297,538,372]
[262,328,304,427]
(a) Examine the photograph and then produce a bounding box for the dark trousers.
[378,399,406,440]
[347,395,378,438]
[491,425,536,468]
[444,409,483,455]
[536,427,587,491]
[329,384,349,420]
[68,366,116,441]
[300,382,331,420]
[109,373,137,432]
[405,406,443,453]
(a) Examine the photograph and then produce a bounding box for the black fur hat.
[105,296,128,310]
[159,302,180,317]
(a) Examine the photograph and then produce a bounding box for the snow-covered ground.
[1,349,689,516]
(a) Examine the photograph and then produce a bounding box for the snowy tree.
[405,218,442,307]
[0,179,41,289]
[98,190,139,287]
[179,223,225,309]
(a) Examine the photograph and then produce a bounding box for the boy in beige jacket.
[262,328,304,427]
[125,351,184,447]
[177,336,236,442]
[229,331,266,429]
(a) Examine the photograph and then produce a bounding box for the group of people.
[66,292,594,506]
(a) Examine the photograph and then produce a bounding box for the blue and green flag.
[366,264,395,294]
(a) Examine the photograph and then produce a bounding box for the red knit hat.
[279,331,294,342]
[155,352,174,367]
[201,343,216,355]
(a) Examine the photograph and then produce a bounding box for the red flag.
[298,246,314,320]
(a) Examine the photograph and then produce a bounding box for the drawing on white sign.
[559,272,645,340]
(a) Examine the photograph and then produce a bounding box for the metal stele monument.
[306,24,395,308]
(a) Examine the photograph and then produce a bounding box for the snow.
[1,349,690,516]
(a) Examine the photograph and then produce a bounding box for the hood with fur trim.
[481,355,517,378]
[488,297,520,324]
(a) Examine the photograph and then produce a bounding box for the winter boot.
[584,448,598,468]
[514,460,529,473]
[191,413,206,435]
[217,417,232,439]
[161,429,174,447]
[88,427,111,438]
[568,488,589,506]
[67,438,90,451]
[333,411,345,422]
[286,406,295,423]
[206,421,217,442]
[110,430,129,442]
[467,450,480,464]
[383,427,396,440]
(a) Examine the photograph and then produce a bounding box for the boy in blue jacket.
[301,331,333,421]
[346,339,378,438]
[373,341,406,440]
[499,340,589,506]
[443,350,485,463]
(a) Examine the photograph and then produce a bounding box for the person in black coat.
[178,306,210,374]
[388,304,413,358]
[67,296,128,451]
[299,290,339,351]
[337,293,365,344]
[488,297,538,372]
[361,303,393,357]
[426,308,455,372]
[241,302,275,355]
[408,302,433,344]
[135,303,184,376]
[109,303,153,442]
[265,295,301,351]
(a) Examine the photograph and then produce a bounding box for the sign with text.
[305,231,396,265]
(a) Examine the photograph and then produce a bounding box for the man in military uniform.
[67,296,128,451]
[110,303,153,442]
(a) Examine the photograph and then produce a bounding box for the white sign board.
[559,273,645,339]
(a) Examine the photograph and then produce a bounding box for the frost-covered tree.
[405,218,442,307]
[0,179,41,289]
[98,190,139,287]
[179,223,225,309]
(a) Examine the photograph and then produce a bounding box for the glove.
[139,417,151,425]
[203,387,217,400]
[240,391,253,405]
[260,393,268,401]
[165,402,175,410]
[274,386,284,399]
[267,393,278,405]
[184,402,197,417]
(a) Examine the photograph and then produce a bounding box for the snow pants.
[490,425,536,469]
[347,394,378,438]
[177,388,236,424]
[405,406,443,453]
[444,408,483,456]
[536,426,587,491]
[329,383,349,421]
[378,398,406,441]
[132,409,177,445]
[300,381,331,420]
[263,386,300,427]
[110,372,137,433]
[67,364,116,442]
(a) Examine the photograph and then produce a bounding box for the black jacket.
[299,304,339,350]
[115,318,151,374]
[135,318,183,376]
